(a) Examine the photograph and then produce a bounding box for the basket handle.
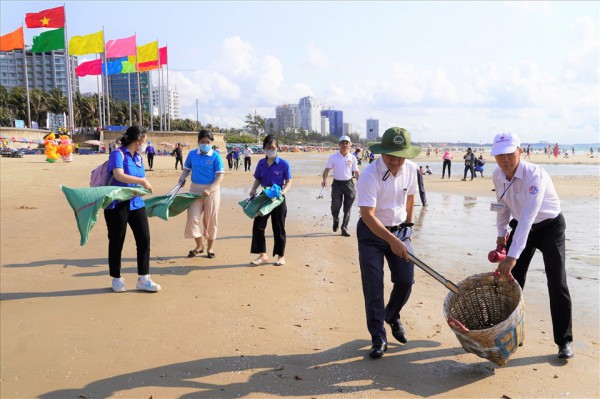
[447,317,469,333]
[408,253,460,294]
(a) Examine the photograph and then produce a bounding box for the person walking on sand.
[461,147,476,181]
[356,127,420,359]
[173,143,183,170]
[490,131,573,359]
[104,126,160,293]
[553,143,559,158]
[243,144,253,171]
[442,148,452,179]
[145,141,156,171]
[249,134,292,267]
[322,135,360,237]
[178,130,225,259]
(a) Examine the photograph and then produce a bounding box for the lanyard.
[500,179,515,200]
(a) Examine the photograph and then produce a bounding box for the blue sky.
[2,1,598,143]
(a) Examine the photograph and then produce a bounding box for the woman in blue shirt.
[249,134,292,266]
[178,130,225,259]
[104,126,160,293]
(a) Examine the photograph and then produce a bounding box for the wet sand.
[1,152,599,398]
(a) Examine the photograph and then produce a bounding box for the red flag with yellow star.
[25,6,65,28]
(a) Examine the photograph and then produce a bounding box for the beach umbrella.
[84,140,104,146]
[159,141,174,147]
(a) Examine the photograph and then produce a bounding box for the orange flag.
[0,27,24,52]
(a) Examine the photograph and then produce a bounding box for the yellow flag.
[69,30,104,55]
[137,40,158,63]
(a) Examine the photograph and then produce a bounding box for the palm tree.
[46,87,67,115]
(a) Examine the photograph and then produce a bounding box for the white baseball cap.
[339,135,351,143]
[490,132,521,156]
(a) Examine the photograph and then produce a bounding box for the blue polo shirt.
[254,156,292,187]
[107,147,146,210]
[184,148,225,185]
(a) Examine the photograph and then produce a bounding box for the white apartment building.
[366,118,379,141]
[152,85,180,119]
[298,96,322,133]
[321,116,330,136]
[275,104,299,133]
[343,122,352,135]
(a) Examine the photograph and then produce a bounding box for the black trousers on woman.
[104,200,150,278]
[251,200,287,257]
[442,159,451,178]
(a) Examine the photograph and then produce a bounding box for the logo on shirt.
[206,159,213,165]
[274,171,281,176]
[528,185,538,195]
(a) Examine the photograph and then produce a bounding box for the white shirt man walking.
[321,135,360,236]
[491,131,573,359]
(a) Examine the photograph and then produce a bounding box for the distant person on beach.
[553,143,559,158]
[356,127,420,359]
[178,130,225,259]
[590,147,594,158]
[525,144,531,159]
[145,141,156,171]
[104,126,160,293]
[233,148,240,170]
[226,149,234,171]
[490,131,573,359]
[172,143,183,170]
[243,144,253,171]
[461,147,476,181]
[321,135,360,237]
[442,148,452,179]
[475,155,485,177]
[416,166,427,206]
[249,134,292,267]
[369,151,375,163]
[425,165,433,175]
[419,166,425,175]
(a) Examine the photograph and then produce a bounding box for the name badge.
[490,202,505,212]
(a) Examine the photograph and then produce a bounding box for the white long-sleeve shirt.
[492,160,561,259]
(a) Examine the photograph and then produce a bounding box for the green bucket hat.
[369,127,421,159]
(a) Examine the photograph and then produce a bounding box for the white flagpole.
[165,44,171,131]
[128,72,132,126]
[134,33,142,126]
[149,71,154,130]
[103,28,110,127]
[158,67,163,132]
[22,24,32,129]
[62,4,75,134]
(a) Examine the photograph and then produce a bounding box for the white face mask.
[265,149,277,158]
[139,143,147,153]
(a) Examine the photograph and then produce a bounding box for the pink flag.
[159,46,168,66]
[75,59,102,77]
[105,34,136,58]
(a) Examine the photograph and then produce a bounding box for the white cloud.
[563,16,599,83]
[306,44,331,68]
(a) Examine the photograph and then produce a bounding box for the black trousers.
[463,164,474,179]
[244,157,252,171]
[416,172,427,205]
[175,156,183,170]
[251,200,287,256]
[357,218,414,345]
[104,201,150,278]
[442,159,451,178]
[331,180,356,230]
[507,213,573,346]
[147,154,154,169]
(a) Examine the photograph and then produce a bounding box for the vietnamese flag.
[25,6,65,28]
[0,27,25,52]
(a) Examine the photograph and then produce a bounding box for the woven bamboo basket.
[443,272,524,366]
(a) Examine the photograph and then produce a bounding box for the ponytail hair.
[118,126,146,146]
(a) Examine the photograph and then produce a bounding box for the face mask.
[199,144,212,153]
[265,149,277,158]
[139,143,147,153]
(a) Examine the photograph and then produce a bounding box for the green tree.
[46,87,68,114]
[244,113,265,138]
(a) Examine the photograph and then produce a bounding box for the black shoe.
[390,319,407,344]
[333,220,339,232]
[558,342,573,359]
[341,228,350,237]
[368,342,387,359]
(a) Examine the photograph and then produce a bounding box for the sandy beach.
[1,151,599,399]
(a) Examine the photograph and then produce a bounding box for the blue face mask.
[199,144,212,153]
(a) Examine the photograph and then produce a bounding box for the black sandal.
[207,252,216,259]
[187,249,204,258]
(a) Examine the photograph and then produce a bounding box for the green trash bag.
[238,192,284,219]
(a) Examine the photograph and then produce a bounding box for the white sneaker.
[112,277,126,292]
[136,275,161,292]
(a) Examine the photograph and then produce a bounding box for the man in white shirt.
[243,144,253,172]
[321,135,360,236]
[356,127,421,359]
[491,131,573,359]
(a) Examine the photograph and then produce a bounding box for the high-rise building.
[366,118,379,141]
[321,116,330,136]
[0,49,79,97]
[321,109,343,137]
[343,122,352,135]
[152,86,180,119]
[265,118,277,135]
[107,71,151,112]
[275,104,299,134]
[298,96,322,133]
